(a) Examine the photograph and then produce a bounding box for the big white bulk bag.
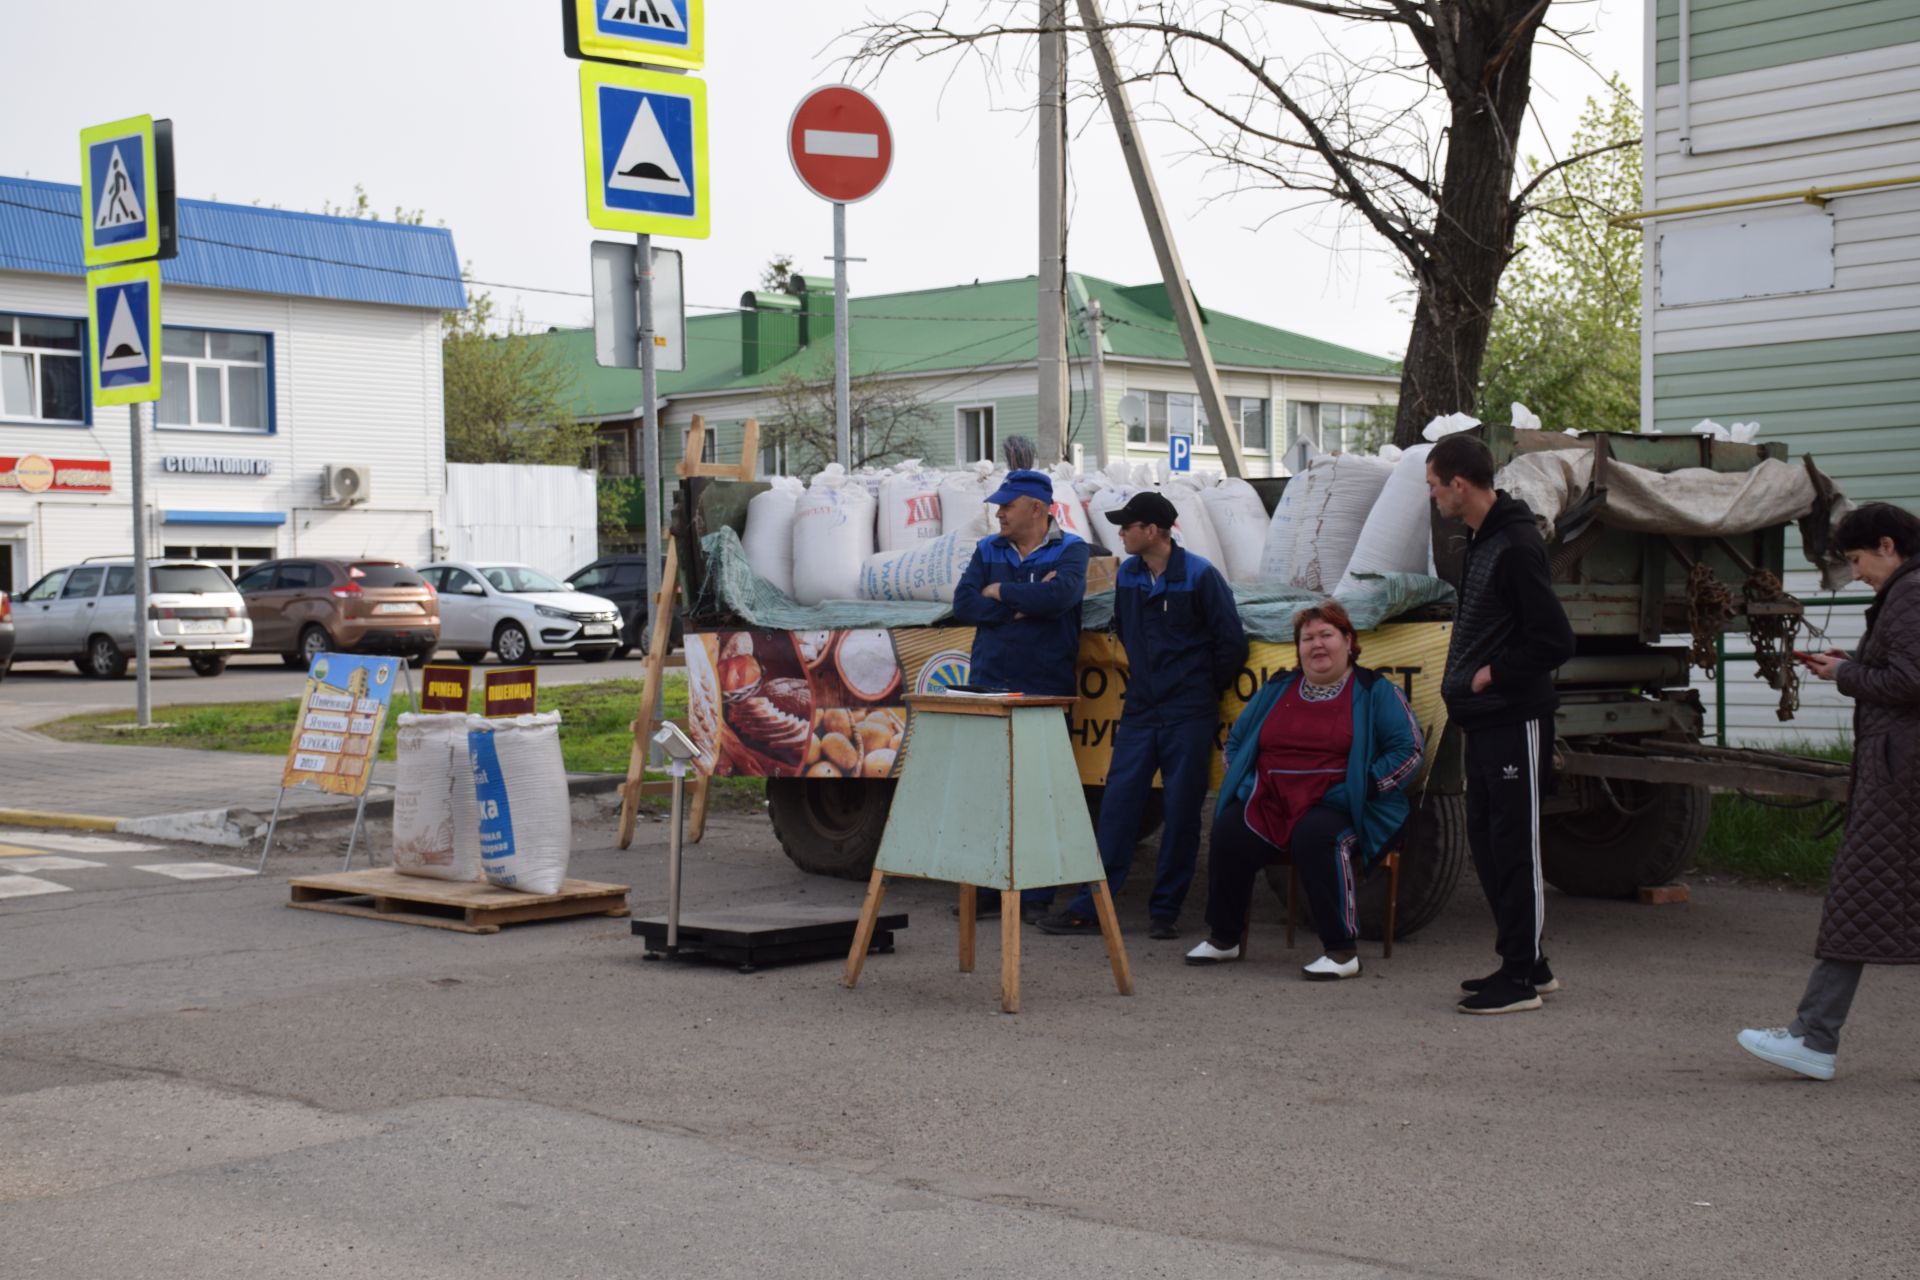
[743,476,803,597]
[859,530,974,602]
[391,712,483,882]
[1162,479,1226,567]
[937,465,994,541]
[1199,477,1270,584]
[467,711,572,895]
[790,467,877,605]
[1288,453,1395,591]
[1084,483,1134,557]
[877,461,945,553]
[1259,474,1304,584]
[1045,463,1095,544]
[1335,444,1435,595]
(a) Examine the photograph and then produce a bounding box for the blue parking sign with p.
[1169,433,1193,473]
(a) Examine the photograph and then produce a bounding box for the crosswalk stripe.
[134,863,257,880]
[0,856,107,873]
[0,875,74,898]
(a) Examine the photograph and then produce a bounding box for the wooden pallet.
[287,868,630,935]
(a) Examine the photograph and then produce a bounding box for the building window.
[1286,401,1380,454]
[162,544,276,576]
[760,431,791,477]
[158,328,271,433]
[1228,397,1269,451]
[593,434,630,477]
[957,406,995,463]
[0,313,87,425]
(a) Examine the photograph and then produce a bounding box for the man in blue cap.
[951,468,1091,698]
[1038,490,1245,940]
[950,468,1092,921]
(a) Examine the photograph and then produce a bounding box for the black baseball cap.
[1103,491,1180,531]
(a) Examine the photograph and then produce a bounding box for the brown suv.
[235,558,440,668]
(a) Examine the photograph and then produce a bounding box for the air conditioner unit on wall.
[321,464,372,507]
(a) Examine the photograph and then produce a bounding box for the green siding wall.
[1651,332,1920,513]
[1655,0,1920,85]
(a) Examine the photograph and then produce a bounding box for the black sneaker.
[1457,977,1543,1015]
[1461,963,1559,995]
[1147,918,1179,940]
[1036,910,1099,936]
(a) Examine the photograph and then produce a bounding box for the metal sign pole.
[341,790,370,873]
[832,201,851,470]
[255,785,289,875]
[129,400,152,727]
[637,233,665,765]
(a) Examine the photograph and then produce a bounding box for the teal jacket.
[1215,665,1426,866]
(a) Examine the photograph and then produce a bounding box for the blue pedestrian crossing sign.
[87,261,163,406]
[579,62,710,238]
[80,116,162,265]
[1169,433,1193,473]
[566,0,703,71]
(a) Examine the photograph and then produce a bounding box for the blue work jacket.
[950,524,1090,697]
[1111,546,1247,725]
[1216,666,1426,866]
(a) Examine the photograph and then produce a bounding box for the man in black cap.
[1039,491,1246,940]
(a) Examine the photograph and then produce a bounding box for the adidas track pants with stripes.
[1464,717,1552,978]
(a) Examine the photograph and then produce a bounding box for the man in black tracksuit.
[1427,434,1575,1015]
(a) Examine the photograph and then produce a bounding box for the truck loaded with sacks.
[670,420,1851,941]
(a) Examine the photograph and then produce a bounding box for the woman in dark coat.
[1739,502,1920,1081]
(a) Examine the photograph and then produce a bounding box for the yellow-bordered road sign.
[580,62,710,238]
[87,261,162,406]
[565,0,703,72]
[80,116,163,265]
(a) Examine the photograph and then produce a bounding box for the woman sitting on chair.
[1186,602,1424,980]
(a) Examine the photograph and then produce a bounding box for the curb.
[0,774,628,847]
[0,808,123,833]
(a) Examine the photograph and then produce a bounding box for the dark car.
[564,554,681,656]
[235,558,440,668]
[0,589,14,681]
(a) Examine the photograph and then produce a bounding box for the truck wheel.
[768,777,894,880]
[1542,779,1710,898]
[1263,791,1468,942]
[1082,785,1166,846]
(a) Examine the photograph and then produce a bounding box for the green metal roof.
[550,272,1398,420]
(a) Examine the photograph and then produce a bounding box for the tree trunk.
[1391,2,1546,448]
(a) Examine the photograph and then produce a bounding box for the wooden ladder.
[615,413,760,849]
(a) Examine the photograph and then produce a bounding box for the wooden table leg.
[958,883,976,973]
[843,869,888,989]
[1091,881,1135,996]
[999,889,1021,1014]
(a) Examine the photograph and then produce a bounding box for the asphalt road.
[1,805,1914,1279]
[0,651,663,719]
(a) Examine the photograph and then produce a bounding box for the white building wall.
[0,270,447,583]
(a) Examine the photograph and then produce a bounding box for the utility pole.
[1083,298,1110,469]
[1035,0,1070,465]
[1076,0,1246,478]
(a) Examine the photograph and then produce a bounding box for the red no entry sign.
[788,86,893,204]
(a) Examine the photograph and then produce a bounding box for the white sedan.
[418,561,623,664]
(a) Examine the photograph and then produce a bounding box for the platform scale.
[630,723,910,972]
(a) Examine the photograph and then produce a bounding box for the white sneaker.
[1184,939,1241,965]
[1737,1027,1836,1081]
[1302,954,1361,981]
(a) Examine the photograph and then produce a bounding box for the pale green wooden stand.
[843,694,1135,1013]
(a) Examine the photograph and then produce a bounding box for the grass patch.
[1694,739,1852,887]
[35,672,766,809]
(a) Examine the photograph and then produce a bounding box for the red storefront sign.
[0,455,113,493]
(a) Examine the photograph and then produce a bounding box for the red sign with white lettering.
[787,86,893,204]
[0,455,112,493]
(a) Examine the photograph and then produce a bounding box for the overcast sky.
[3,1,1641,360]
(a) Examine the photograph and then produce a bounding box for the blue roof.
[0,176,466,311]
